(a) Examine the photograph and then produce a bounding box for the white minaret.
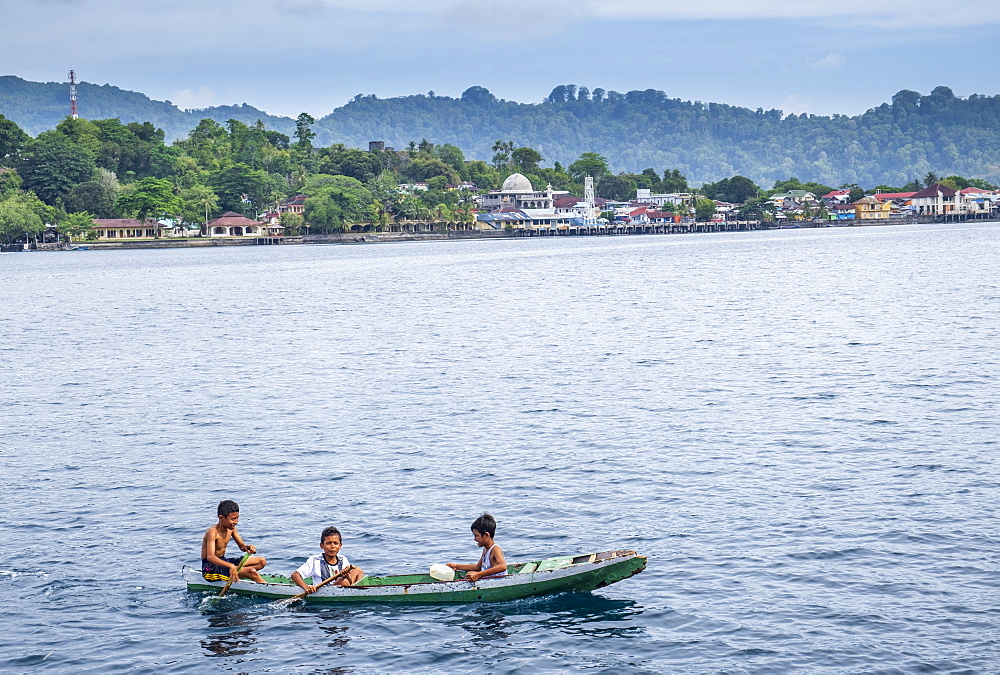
[584,176,596,225]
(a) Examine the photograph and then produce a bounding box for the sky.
[3,0,999,120]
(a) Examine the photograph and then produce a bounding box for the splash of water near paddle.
[271,597,297,610]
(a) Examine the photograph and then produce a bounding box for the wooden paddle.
[287,565,356,601]
[218,551,252,597]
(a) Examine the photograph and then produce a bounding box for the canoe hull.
[185,550,646,604]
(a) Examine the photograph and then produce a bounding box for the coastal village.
[81,170,1000,246]
[3,100,999,251]
[3,75,1000,252]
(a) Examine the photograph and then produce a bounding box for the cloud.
[172,86,217,110]
[13,0,1000,42]
[270,0,591,25]
[810,53,845,70]
[778,94,815,115]
[585,0,1000,29]
[258,0,1000,28]
[274,0,328,14]
[273,0,438,12]
[3,0,997,124]
[257,0,997,23]
[441,0,588,30]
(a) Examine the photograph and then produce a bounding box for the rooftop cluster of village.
[4,108,998,247]
[83,172,1000,242]
[456,174,999,231]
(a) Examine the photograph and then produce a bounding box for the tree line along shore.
[1,110,997,249]
[6,78,1000,186]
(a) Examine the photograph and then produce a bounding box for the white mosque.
[475,172,606,230]
[479,173,555,211]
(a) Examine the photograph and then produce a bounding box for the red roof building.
[872,192,916,201]
[960,186,996,214]
[645,210,678,223]
[207,212,269,237]
[553,195,583,209]
[910,183,959,215]
[910,183,956,199]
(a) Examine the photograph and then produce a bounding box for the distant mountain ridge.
[0,75,295,139]
[312,86,1000,187]
[3,75,1000,186]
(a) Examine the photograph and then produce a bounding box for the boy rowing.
[201,499,267,583]
[291,526,365,593]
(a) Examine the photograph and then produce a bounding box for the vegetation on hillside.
[0,107,995,245]
[3,76,1000,187]
[312,85,1000,186]
[0,75,294,139]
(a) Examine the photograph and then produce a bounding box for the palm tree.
[455,202,475,229]
[369,201,390,232]
[491,140,514,170]
[199,190,218,231]
[434,203,451,221]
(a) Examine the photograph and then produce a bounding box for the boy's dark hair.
[217,500,239,517]
[321,526,341,542]
[471,513,497,537]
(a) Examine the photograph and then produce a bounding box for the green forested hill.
[313,85,1000,186]
[0,76,294,140]
[3,75,999,186]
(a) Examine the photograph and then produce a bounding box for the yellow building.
[91,218,159,240]
[854,196,892,220]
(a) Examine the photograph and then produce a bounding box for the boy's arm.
[290,571,316,593]
[200,528,212,560]
[468,546,506,582]
[231,528,256,555]
[446,562,479,572]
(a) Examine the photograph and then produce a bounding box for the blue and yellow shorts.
[202,556,242,581]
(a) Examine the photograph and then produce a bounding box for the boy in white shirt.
[290,526,364,593]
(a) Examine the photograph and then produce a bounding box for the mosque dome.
[501,173,533,193]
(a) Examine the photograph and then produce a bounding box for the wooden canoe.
[184,549,646,603]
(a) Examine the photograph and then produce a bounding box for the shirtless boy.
[200,500,267,583]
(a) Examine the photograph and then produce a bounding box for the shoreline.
[7,216,996,252]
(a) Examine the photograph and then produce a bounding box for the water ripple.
[1,222,1000,670]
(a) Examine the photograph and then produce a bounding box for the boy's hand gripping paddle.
[218,551,252,597]
[287,565,355,602]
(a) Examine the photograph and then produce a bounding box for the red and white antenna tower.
[68,70,78,119]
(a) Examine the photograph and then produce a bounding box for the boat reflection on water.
[450,593,646,642]
[200,610,260,658]
[458,604,515,642]
[317,621,351,650]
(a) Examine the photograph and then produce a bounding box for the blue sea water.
[1,221,998,671]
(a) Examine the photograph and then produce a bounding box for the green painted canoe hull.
[184,550,646,604]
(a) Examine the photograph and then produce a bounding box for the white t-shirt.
[295,553,350,582]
